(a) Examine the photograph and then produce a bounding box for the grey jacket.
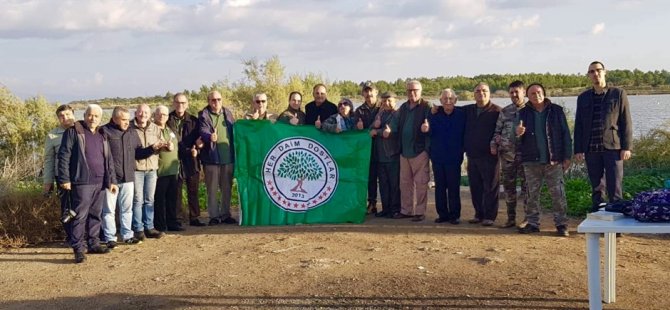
[131,119,161,171]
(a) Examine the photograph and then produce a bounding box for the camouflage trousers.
[501,156,527,222]
[523,163,568,228]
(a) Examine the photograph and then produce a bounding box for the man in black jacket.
[304,84,338,126]
[58,104,118,263]
[574,61,633,211]
[463,83,502,226]
[516,84,572,236]
[101,107,158,247]
[167,93,206,226]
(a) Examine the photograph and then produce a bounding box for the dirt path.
[1,188,669,309]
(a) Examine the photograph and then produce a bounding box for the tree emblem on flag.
[276,151,323,193]
[263,137,338,212]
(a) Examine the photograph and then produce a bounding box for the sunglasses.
[255,100,267,103]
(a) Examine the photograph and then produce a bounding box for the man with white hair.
[153,105,182,232]
[131,103,165,240]
[245,93,276,121]
[58,104,118,263]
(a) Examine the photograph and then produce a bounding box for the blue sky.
[1,0,668,102]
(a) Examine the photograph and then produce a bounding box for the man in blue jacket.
[58,104,118,263]
[429,89,466,224]
[199,91,238,225]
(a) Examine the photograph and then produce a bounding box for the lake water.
[77,94,669,136]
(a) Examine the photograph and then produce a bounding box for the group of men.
[44,92,240,263]
[44,60,632,263]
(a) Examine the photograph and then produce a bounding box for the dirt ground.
[1,187,669,310]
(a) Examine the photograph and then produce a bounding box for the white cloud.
[591,22,605,35]
[209,40,245,56]
[0,0,170,37]
[509,14,540,30]
[480,36,519,49]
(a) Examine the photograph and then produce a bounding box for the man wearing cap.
[429,89,466,224]
[373,91,401,218]
[355,81,381,214]
[305,84,338,125]
[386,80,431,222]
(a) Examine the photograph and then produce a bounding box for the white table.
[577,217,670,310]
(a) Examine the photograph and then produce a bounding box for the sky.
[1,0,668,103]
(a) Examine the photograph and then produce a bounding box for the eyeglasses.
[588,68,604,74]
[210,98,222,101]
[255,100,267,103]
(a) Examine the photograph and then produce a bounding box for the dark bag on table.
[632,189,670,222]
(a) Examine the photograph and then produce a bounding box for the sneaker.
[189,219,206,227]
[468,218,482,224]
[500,220,516,228]
[518,225,540,234]
[123,237,142,245]
[88,245,110,254]
[106,241,117,249]
[134,231,146,241]
[145,229,165,239]
[556,225,570,237]
[449,219,461,225]
[74,251,86,264]
[221,217,238,224]
[481,219,494,226]
[209,218,222,225]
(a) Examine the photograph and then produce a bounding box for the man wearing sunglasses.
[245,93,276,121]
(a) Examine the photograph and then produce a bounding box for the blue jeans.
[133,170,157,231]
[102,182,134,241]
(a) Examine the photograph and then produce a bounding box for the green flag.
[234,120,371,226]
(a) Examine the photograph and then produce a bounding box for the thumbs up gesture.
[356,117,364,130]
[289,112,299,125]
[516,120,526,136]
[421,118,429,133]
[373,114,381,129]
[382,124,391,138]
[191,145,198,157]
[315,116,322,129]
[211,128,218,142]
[252,108,260,120]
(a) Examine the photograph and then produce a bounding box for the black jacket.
[574,86,633,153]
[100,122,155,183]
[167,111,201,177]
[304,100,338,125]
[463,102,501,159]
[57,121,116,188]
[518,100,573,163]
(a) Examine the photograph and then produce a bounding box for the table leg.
[586,233,603,310]
[604,232,616,303]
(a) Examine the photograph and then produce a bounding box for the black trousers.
[467,156,500,221]
[70,183,105,252]
[377,161,400,214]
[368,158,379,204]
[57,186,73,243]
[176,173,201,221]
[433,163,462,221]
[586,150,624,211]
[155,174,179,231]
